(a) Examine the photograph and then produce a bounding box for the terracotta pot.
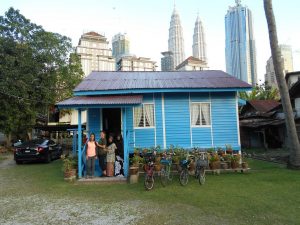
[189,162,195,171]
[154,164,161,171]
[242,162,248,169]
[226,161,231,169]
[210,161,220,170]
[231,161,239,169]
[129,166,139,175]
[220,162,228,169]
[64,169,76,178]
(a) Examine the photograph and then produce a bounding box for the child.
[86,133,97,178]
[106,135,117,177]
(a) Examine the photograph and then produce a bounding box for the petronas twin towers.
[162,6,207,71]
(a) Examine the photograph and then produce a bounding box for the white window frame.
[190,102,212,127]
[133,103,155,129]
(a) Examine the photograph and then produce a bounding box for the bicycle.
[143,152,156,190]
[179,153,193,186]
[160,152,174,187]
[195,151,208,185]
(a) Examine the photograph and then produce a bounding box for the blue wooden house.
[57,71,251,178]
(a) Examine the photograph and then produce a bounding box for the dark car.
[14,139,62,164]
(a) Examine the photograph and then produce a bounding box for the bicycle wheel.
[199,168,206,185]
[179,169,189,186]
[160,167,168,187]
[144,174,154,190]
[195,167,200,179]
[167,165,173,181]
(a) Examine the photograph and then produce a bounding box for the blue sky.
[1,0,300,81]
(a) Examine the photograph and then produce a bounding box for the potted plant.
[129,150,141,184]
[154,153,162,171]
[61,154,77,181]
[130,149,141,175]
[209,153,220,170]
[217,147,225,156]
[231,154,241,169]
[241,158,248,169]
[223,154,232,169]
[225,144,233,155]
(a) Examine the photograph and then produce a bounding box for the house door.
[102,108,121,138]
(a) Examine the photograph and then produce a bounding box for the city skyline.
[1,0,300,82]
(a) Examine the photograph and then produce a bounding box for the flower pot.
[154,164,161,171]
[242,162,248,169]
[129,166,139,175]
[231,161,239,169]
[129,174,139,184]
[210,161,220,170]
[64,169,76,178]
[220,162,228,169]
[226,161,231,169]
[189,161,195,171]
[64,169,76,182]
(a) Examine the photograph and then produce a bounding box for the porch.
[57,95,142,178]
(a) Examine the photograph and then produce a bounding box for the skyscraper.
[265,44,294,87]
[112,33,130,60]
[76,31,115,76]
[161,51,174,71]
[225,0,257,86]
[193,15,207,63]
[168,6,185,68]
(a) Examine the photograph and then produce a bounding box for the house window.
[134,104,155,128]
[191,103,211,126]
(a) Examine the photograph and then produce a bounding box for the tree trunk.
[264,0,300,169]
[5,133,11,148]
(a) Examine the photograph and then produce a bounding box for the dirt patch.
[0,195,144,225]
[0,154,15,169]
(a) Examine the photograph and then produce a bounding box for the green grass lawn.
[0,159,300,225]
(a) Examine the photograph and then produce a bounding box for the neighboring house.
[286,71,300,90]
[57,70,251,178]
[239,100,283,149]
[289,76,300,138]
[240,73,300,149]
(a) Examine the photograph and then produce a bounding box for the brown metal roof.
[57,95,143,106]
[248,100,280,113]
[74,70,251,92]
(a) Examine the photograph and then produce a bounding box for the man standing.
[97,131,107,176]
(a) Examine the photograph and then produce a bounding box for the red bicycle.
[144,152,156,190]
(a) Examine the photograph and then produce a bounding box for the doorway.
[102,108,121,137]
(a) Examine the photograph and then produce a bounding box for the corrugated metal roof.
[248,100,280,113]
[74,71,251,92]
[57,95,143,106]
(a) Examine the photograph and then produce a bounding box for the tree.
[0,8,83,145]
[264,0,300,169]
[239,82,280,101]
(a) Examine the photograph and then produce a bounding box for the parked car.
[14,139,62,164]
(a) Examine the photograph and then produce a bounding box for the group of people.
[85,131,124,178]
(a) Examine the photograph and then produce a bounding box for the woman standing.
[115,134,124,177]
[86,133,97,178]
[106,135,117,177]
